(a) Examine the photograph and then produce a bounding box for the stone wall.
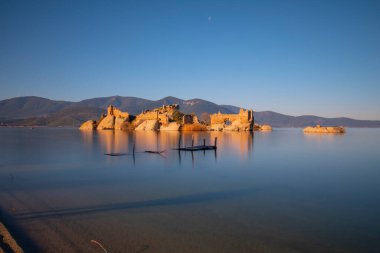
[210,109,254,125]
[107,105,130,119]
[135,104,179,125]
[183,114,199,124]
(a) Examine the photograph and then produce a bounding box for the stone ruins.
[79,104,269,132]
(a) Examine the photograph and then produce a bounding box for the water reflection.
[80,130,255,167]
[2,128,380,253]
[303,132,345,143]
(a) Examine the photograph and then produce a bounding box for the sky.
[1,0,379,120]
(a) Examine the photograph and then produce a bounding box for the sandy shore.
[0,222,24,253]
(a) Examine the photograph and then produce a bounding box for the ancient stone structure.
[107,105,130,119]
[210,109,254,131]
[135,104,179,125]
[96,105,130,130]
[182,114,199,124]
[80,104,258,132]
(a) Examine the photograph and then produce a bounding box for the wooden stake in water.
[133,143,135,155]
[191,136,194,149]
[203,138,206,147]
[214,137,218,148]
[178,135,182,149]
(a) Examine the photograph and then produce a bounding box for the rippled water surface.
[0,128,379,253]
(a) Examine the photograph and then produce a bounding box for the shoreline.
[0,222,24,253]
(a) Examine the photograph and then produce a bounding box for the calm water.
[0,128,379,253]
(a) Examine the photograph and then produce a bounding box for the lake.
[0,128,379,253]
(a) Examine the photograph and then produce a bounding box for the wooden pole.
[133,143,135,155]
[191,136,194,149]
[178,135,181,149]
[203,138,206,147]
[214,137,217,148]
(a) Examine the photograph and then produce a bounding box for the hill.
[0,96,379,127]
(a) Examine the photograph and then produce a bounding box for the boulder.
[114,117,128,130]
[224,125,239,131]
[210,121,253,131]
[260,124,272,131]
[135,120,159,131]
[79,120,96,130]
[210,124,224,131]
[97,115,115,130]
[160,122,180,131]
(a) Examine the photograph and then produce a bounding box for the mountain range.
[0,96,379,127]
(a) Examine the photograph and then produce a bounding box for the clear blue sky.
[1,0,379,119]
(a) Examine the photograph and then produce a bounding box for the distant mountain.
[0,96,73,119]
[254,111,380,128]
[0,96,379,127]
[75,96,234,115]
[220,105,240,114]
[1,106,104,127]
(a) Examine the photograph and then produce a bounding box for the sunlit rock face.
[210,124,224,131]
[97,115,115,130]
[259,124,272,131]
[253,124,273,131]
[79,120,97,130]
[135,120,159,131]
[114,117,128,130]
[303,125,345,133]
[160,122,181,131]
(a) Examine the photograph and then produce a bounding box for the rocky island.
[80,104,271,132]
[303,125,345,133]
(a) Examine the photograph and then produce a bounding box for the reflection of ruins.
[82,130,254,165]
[97,130,131,154]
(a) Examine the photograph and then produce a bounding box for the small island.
[80,104,272,132]
[303,125,345,134]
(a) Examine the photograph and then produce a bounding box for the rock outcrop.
[135,120,159,131]
[210,120,253,132]
[160,122,181,131]
[303,125,345,133]
[209,124,224,131]
[254,124,272,131]
[79,120,97,130]
[114,117,128,130]
[97,114,115,130]
[79,104,257,132]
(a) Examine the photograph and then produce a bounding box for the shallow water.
[0,128,379,253]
